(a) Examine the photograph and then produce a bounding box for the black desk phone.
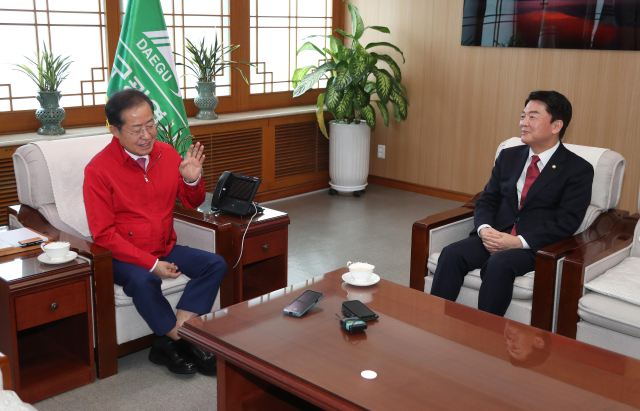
[211,171,262,217]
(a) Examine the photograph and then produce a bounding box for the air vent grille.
[192,128,263,189]
[275,121,329,180]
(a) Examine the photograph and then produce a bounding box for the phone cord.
[233,203,259,269]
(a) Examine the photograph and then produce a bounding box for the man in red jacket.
[83,89,226,375]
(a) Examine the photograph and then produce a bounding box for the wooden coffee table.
[179,269,640,410]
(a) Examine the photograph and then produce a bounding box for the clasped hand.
[152,261,181,279]
[179,142,205,182]
[480,227,523,254]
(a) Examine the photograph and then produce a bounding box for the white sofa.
[0,352,36,411]
[10,135,223,378]
[411,137,626,331]
[556,188,640,353]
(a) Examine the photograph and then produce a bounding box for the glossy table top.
[175,192,288,227]
[184,269,640,410]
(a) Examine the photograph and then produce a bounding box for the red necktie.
[135,157,146,171]
[511,155,540,236]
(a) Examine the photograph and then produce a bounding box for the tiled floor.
[33,184,462,411]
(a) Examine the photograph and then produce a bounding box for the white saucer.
[38,251,78,265]
[342,272,380,287]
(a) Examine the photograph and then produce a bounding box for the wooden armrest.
[555,214,639,338]
[7,205,118,379]
[413,205,476,232]
[537,209,627,261]
[0,351,12,391]
[463,191,483,208]
[564,214,638,267]
[530,209,629,332]
[410,205,476,291]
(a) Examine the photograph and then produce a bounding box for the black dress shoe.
[149,337,198,374]
[178,339,217,376]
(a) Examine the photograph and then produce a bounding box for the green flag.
[107,0,190,143]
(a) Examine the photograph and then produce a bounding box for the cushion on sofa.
[578,291,640,339]
[428,252,534,299]
[584,257,640,307]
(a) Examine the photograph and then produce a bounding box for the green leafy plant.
[156,118,192,157]
[174,33,254,84]
[12,43,72,92]
[292,0,408,137]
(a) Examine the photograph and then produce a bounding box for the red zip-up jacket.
[83,137,205,270]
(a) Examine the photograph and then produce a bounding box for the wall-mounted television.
[462,0,640,50]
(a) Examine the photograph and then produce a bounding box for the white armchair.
[410,137,626,332]
[10,135,223,379]
[557,188,640,350]
[0,352,36,410]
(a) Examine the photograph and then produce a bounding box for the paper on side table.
[0,228,48,248]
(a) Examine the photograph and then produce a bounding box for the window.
[120,0,231,98]
[0,0,343,131]
[0,0,108,112]
[249,0,332,94]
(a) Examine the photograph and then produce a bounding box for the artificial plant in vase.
[13,43,73,135]
[175,33,254,120]
[292,0,409,138]
[291,0,409,196]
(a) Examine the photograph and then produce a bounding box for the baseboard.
[368,175,473,203]
[255,179,331,203]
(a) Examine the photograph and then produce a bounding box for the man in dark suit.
[430,90,594,317]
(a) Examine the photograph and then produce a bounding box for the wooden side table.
[175,194,290,308]
[0,252,95,403]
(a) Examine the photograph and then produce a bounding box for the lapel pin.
[552,165,556,169]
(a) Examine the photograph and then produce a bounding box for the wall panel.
[353,0,640,212]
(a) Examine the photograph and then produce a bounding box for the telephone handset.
[211,171,262,217]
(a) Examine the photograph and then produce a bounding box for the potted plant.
[175,33,254,120]
[13,43,72,136]
[156,118,192,158]
[292,0,408,196]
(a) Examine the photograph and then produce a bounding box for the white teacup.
[347,261,375,282]
[41,241,71,261]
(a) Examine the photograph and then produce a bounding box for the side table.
[0,252,95,403]
[175,194,290,308]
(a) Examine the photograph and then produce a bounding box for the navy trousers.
[113,245,227,336]
[430,235,536,317]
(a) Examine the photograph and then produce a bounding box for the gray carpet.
[33,184,461,411]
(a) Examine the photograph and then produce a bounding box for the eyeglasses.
[119,123,158,138]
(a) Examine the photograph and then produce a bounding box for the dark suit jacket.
[472,142,594,253]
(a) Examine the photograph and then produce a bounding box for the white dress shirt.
[478,141,560,249]
[123,148,201,272]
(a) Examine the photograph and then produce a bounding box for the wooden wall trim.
[255,180,330,203]
[368,175,473,203]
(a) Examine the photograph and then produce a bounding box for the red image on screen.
[462,0,640,50]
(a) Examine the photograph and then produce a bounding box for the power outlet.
[377,145,386,159]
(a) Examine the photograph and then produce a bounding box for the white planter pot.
[329,120,370,193]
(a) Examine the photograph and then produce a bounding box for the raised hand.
[179,142,205,182]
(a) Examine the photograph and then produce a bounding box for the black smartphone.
[283,290,324,317]
[342,300,379,322]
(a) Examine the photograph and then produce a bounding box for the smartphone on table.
[283,290,324,317]
[342,300,379,322]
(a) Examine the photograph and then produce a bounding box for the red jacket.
[83,137,206,270]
